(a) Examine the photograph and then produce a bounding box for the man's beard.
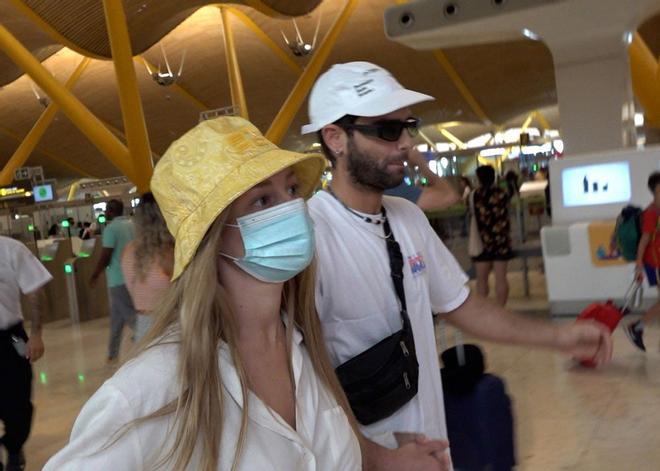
[346,139,407,192]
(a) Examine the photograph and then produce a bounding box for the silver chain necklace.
[326,187,391,239]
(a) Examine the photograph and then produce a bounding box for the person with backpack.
[625,171,660,351]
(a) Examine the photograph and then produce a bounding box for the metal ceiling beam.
[136,56,211,111]
[103,0,153,193]
[0,22,136,182]
[0,57,91,186]
[0,126,94,178]
[266,0,358,144]
[520,112,534,132]
[533,110,551,131]
[630,32,660,127]
[438,128,467,149]
[220,6,250,119]
[432,49,493,125]
[418,130,438,152]
[226,7,302,75]
[100,119,161,161]
[395,0,493,126]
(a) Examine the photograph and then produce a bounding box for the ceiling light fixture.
[281,11,322,57]
[30,82,50,108]
[144,43,186,86]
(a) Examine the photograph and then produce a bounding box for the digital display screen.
[562,161,631,207]
[33,184,55,203]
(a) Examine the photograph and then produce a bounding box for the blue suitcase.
[441,343,515,471]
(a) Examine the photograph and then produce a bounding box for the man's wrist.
[361,438,393,471]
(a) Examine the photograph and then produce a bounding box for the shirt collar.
[218,320,305,443]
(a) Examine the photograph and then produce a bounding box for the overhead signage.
[0,185,31,201]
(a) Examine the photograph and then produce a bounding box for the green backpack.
[614,205,643,261]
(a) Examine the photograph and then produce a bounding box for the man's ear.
[321,125,348,157]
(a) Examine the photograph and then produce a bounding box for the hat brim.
[301,89,434,134]
[170,150,326,280]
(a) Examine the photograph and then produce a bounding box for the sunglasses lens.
[379,122,405,142]
[405,119,420,137]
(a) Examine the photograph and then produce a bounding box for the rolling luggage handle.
[576,277,643,368]
[438,320,466,365]
[438,319,486,395]
[621,278,643,314]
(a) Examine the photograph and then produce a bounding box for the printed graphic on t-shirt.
[407,252,426,277]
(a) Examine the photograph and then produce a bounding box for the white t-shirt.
[0,236,52,329]
[44,327,361,470]
[309,192,470,448]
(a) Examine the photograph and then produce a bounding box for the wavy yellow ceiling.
[12,0,321,58]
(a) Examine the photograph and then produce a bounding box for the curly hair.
[133,192,174,281]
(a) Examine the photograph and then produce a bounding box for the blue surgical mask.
[221,198,315,283]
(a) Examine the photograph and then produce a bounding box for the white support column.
[521,0,660,155]
[551,46,637,154]
[385,0,660,155]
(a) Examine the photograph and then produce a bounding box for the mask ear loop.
[219,222,241,261]
[219,251,239,262]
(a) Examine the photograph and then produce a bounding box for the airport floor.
[17,271,660,470]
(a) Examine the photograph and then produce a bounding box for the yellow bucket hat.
[150,116,326,280]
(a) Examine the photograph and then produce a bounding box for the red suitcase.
[576,280,642,367]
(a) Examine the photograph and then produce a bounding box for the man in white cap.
[302,61,613,470]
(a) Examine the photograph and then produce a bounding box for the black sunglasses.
[343,117,421,142]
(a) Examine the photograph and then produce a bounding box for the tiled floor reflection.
[19,271,660,470]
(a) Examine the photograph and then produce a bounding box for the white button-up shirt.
[0,236,52,329]
[44,328,361,470]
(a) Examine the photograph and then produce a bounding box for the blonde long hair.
[118,212,358,470]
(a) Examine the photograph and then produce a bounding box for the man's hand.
[635,262,645,283]
[391,437,450,471]
[26,333,45,362]
[556,320,613,367]
[369,434,450,471]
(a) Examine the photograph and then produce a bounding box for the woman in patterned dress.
[471,165,513,306]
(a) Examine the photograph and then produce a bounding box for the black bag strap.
[381,206,411,332]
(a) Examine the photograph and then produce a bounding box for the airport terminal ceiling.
[0,0,659,183]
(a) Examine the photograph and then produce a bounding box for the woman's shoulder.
[107,342,181,412]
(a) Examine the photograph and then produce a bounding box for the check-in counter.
[542,221,656,316]
[37,239,74,322]
[71,236,109,321]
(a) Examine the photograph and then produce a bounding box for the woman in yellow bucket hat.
[44,117,361,470]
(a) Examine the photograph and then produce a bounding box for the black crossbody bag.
[334,209,420,425]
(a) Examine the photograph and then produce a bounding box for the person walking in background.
[121,193,174,342]
[625,171,660,351]
[46,224,59,238]
[459,176,473,236]
[90,199,135,364]
[0,236,51,471]
[459,176,472,204]
[471,165,513,306]
[503,170,520,200]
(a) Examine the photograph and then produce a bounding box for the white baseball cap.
[301,61,434,134]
